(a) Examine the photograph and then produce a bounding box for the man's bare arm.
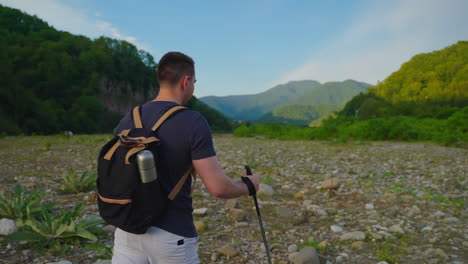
[193,156,259,199]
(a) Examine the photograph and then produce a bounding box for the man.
[111,51,260,264]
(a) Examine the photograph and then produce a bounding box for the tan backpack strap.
[151,106,186,131]
[132,106,143,128]
[104,129,130,160]
[124,145,145,164]
[190,169,198,195]
[168,166,196,200]
[97,193,132,204]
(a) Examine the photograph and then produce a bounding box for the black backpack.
[96,105,194,234]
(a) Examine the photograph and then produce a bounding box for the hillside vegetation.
[371,41,467,104]
[0,4,231,135]
[259,104,343,125]
[235,42,468,145]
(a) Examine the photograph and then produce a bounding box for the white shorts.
[112,226,199,264]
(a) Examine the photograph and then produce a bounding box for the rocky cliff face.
[97,78,158,114]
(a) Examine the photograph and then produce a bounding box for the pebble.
[288,244,298,253]
[320,179,340,190]
[225,199,239,209]
[193,208,208,216]
[293,192,305,199]
[217,245,238,257]
[102,225,116,234]
[276,206,296,218]
[228,208,247,222]
[210,253,218,262]
[194,221,206,233]
[351,241,364,250]
[292,247,320,264]
[422,226,433,232]
[423,248,449,260]
[93,260,111,264]
[330,225,343,232]
[389,224,405,234]
[313,208,328,216]
[433,210,445,218]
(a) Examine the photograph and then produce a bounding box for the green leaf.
[77,216,103,229]
[71,229,97,241]
[6,230,43,242]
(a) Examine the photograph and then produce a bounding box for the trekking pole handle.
[242,165,256,196]
[245,165,253,175]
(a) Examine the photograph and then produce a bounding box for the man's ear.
[181,76,190,89]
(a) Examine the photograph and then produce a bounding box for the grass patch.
[300,239,326,253]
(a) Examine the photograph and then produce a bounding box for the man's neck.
[153,87,182,105]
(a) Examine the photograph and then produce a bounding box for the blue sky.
[1,0,467,97]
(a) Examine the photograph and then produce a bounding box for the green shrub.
[0,185,52,220]
[8,204,104,253]
[59,170,97,193]
[233,125,255,137]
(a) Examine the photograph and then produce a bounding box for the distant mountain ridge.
[200,80,371,121]
[201,80,321,120]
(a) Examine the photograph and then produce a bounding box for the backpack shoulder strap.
[151,106,186,131]
[168,166,197,200]
[132,106,143,128]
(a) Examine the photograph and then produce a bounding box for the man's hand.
[242,172,260,194]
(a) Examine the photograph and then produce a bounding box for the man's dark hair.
[157,52,195,86]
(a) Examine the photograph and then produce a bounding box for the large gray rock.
[258,184,275,196]
[292,247,320,264]
[339,231,366,241]
[0,218,18,235]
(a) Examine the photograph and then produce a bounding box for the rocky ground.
[0,134,466,264]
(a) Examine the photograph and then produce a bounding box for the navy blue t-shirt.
[115,101,216,238]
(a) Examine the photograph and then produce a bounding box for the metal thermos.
[136,150,157,183]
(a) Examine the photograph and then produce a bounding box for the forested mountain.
[200,80,369,121]
[258,104,343,125]
[292,80,371,105]
[0,5,231,134]
[200,80,321,120]
[370,41,467,104]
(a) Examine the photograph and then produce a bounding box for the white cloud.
[0,0,152,52]
[276,0,468,86]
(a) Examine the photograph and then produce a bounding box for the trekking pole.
[242,165,272,264]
